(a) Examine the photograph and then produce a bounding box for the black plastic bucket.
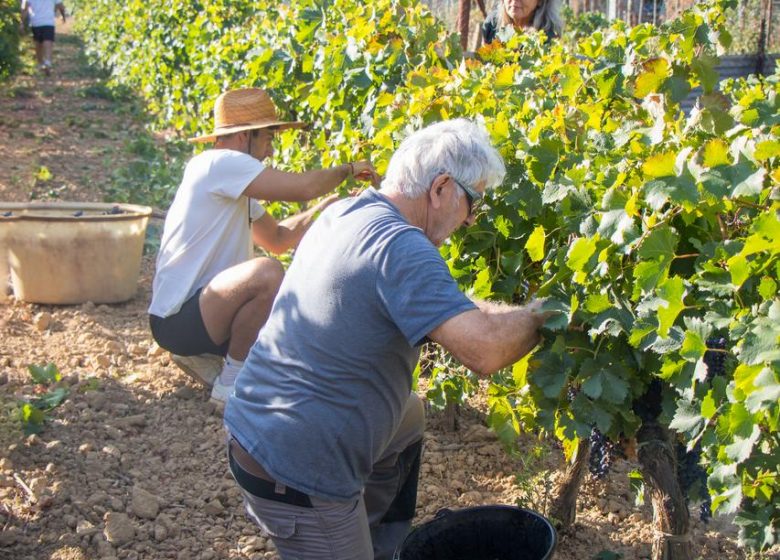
[394,505,556,560]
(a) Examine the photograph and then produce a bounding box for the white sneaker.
[209,375,234,405]
[171,353,223,388]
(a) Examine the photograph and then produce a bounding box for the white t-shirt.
[149,149,266,318]
[23,0,61,27]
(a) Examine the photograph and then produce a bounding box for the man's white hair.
[382,119,506,198]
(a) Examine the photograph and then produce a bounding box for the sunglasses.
[450,176,482,215]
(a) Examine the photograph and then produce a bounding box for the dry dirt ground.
[0,20,765,560]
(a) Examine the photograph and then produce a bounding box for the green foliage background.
[0,0,21,80]
[70,0,779,550]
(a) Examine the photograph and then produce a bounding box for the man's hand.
[350,161,381,188]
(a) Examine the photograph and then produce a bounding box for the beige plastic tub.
[0,202,152,304]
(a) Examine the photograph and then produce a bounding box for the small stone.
[174,386,198,400]
[105,340,123,353]
[148,343,165,357]
[0,457,12,470]
[26,433,41,446]
[93,354,111,368]
[153,523,168,542]
[76,519,98,536]
[0,528,18,545]
[131,485,159,520]
[102,445,121,459]
[204,499,224,515]
[45,440,62,450]
[103,512,135,544]
[29,477,48,498]
[78,442,93,453]
[34,312,52,331]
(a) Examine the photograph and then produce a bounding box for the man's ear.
[428,174,448,210]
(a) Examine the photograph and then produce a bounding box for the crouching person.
[223,119,550,559]
[148,87,378,405]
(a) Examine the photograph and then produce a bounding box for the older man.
[224,119,547,559]
[148,87,378,404]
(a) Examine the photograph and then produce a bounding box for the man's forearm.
[297,165,351,200]
[480,304,545,371]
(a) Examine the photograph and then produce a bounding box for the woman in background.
[481,0,563,44]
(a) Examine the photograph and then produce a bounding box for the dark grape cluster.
[588,428,624,479]
[703,337,728,380]
[675,442,712,523]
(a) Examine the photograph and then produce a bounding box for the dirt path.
[0,21,756,560]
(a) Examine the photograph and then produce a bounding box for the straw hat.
[189,88,306,143]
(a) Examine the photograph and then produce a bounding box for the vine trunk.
[637,422,693,560]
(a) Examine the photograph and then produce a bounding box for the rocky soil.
[0,19,766,560]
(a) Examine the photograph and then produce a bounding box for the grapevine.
[68,0,780,553]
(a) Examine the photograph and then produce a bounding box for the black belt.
[228,442,313,508]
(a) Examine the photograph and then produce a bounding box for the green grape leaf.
[657,277,685,337]
[724,424,760,464]
[680,330,706,361]
[690,54,719,94]
[638,225,678,261]
[566,237,598,272]
[744,367,780,413]
[739,317,780,365]
[710,463,743,514]
[669,400,704,436]
[597,209,637,246]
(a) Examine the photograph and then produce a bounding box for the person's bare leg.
[199,257,285,361]
[42,40,53,66]
[34,41,43,65]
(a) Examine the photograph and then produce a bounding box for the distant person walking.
[20,0,67,75]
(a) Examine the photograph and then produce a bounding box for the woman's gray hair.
[532,0,564,38]
[381,119,506,199]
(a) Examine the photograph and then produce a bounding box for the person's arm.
[250,194,340,254]
[20,0,28,30]
[243,160,378,203]
[428,299,548,376]
[55,2,66,21]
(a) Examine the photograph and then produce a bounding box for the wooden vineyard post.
[549,437,590,530]
[457,0,471,51]
[636,421,693,560]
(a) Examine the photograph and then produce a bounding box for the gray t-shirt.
[224,188,476,501]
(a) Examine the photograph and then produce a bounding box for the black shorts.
[31,26,55,43]
[149,288,229,357]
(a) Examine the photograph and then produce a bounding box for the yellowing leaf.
[755,140,780,161]
[634,58,670,99]
[526,226,546,262]
[495,64,516,87]
[702,139,731,167]
[642,151,677,178]
[559,64,583,99]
